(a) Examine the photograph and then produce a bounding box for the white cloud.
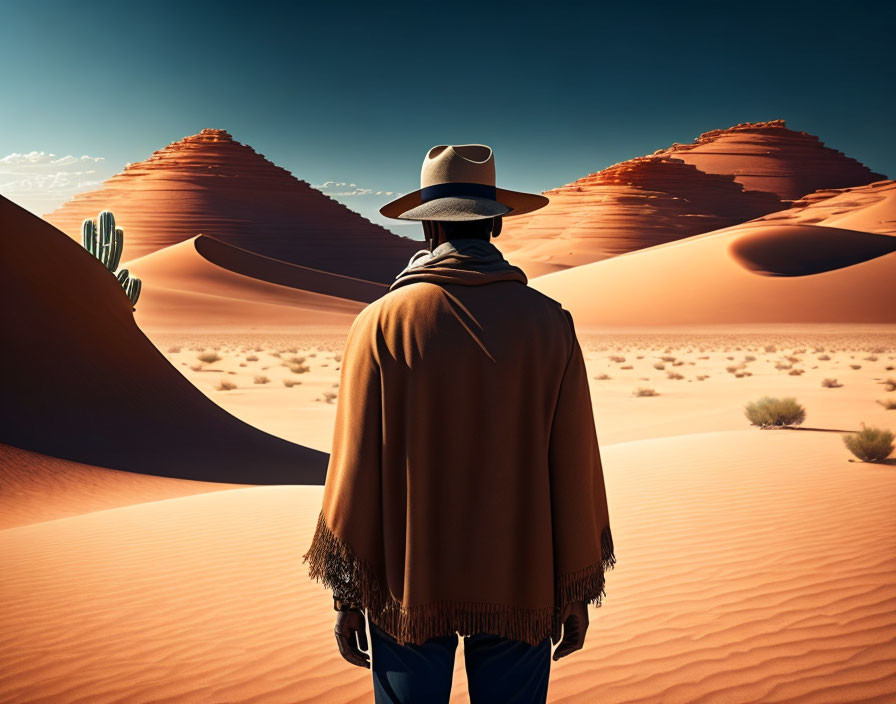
[0,151,108,215]
[312,179,400,198]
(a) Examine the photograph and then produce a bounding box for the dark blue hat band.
[420,182,498,203]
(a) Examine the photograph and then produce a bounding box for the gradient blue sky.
[1,0,892,238]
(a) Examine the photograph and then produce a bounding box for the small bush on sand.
[774,361,792,370]
[666,371,684,380]
[817,354,831,361]
[660,355,676,362]
[216,380,237,391]
[189,364,203,371]
[609,355,625,363]
[653,362,665,370]
[594,373,611,380]
[744,355,756,362]
[167,345,181,353]
[197,350,222,364]
[882,378,896,392]
[744,396,806,428]
[849,364,862,370]
[246,355,259,362]
[286,355,306,365]
[254,375,270,384]
[843,423,894,462]
[877,399,896,410]
[283,378,302,387]
[634,387,659,397]
[289,363,311,374]
[788,368,804,376]
[822,378,843,388]
[322,391,338,403]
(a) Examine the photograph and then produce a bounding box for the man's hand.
[334,609,370,668]
[552,600,589,661]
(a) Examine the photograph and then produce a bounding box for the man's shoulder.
[360,281,572,330]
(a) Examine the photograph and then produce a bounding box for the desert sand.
[528,222,896,328]
[2,327,895,703]
[43,129,422,283]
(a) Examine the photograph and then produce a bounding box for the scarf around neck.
[389,238,528,291]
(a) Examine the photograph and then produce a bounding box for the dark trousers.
[369,619,552,704]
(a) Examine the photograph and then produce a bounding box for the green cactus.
[81,218,97,255]
[125,276,142,306]
[79,210,142,308]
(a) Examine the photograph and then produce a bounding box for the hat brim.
[380,188,549,221]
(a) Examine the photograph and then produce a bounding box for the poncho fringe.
[303,509,617,647]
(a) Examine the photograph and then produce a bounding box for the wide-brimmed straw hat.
[380,144,549,221]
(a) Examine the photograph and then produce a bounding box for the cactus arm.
[81,219,97,256]
[109,227,124,271]
[98,210,115,269]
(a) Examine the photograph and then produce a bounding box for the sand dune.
[530,223,896,328]
[122,234,375,332]
[1,429,893,703]
[0,443,246,530]
[43,129,422,283]
[749,179,896,235]
[0,195,327,483]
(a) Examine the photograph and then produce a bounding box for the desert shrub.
[864,355,878,361]
[289,363,311,374]
[842,423,894,462]
[246,355,259,362]
[696,374,709,381]
[765,345,776,353]
[821,378,843,388]
[334,354,342,362]
[877,399,896,410]
[849,364,862,370]
[744,396,806,428]
[744,355,756,362]
[197,350,222,364]
[322,391,338,403]
[817,354,831,360]
[254,375,270,384]
[725,365,742,373]
[653,362,665,370]
[882,378,896,392]
[189,364,202,371]
[785,355,801,363]
[216,380,237,391]
[788,368,804,376]
[609,355,625,363]
[774,362,792,370]
[167,345,181,353]
[283,378,302,387]
[620,364,633,370]
[593,373,611,380]
[634,387,659,397]
[666,371,684,380]
[660,355,676,362]
[286,355,306,365]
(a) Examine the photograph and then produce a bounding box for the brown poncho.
[303,238,615,647]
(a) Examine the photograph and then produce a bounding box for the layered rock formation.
[44,129,422,284]
[499,155,785,274]
[0,195,327,483]
[654,120,886,201]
